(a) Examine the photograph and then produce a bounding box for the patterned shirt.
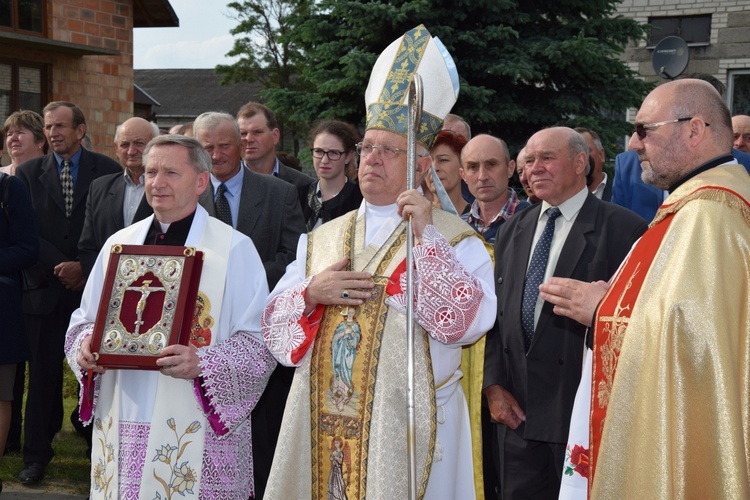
[461,188,530,244]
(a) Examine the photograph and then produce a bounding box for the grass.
[0,362,91,494]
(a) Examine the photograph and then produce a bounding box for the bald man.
[733,114,750,153]
[551,79,750,498]
[483,127,646,499]
[78,117,158,275]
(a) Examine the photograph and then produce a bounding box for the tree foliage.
[219,0,653,156]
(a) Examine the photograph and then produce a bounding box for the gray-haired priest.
[261,25,497,499]
[64,135,276,499]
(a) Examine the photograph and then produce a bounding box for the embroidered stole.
[588,214,674,492]
[306,211,435,499]
[90,216,233,499]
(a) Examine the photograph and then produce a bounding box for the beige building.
[616,0,750,115]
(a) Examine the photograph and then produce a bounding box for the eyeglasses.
[310,148,346,160]
[356,142,407,159]
[633,117,710,140]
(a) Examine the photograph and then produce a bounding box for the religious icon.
[327,436,350,500]
[91,245,203,369]
[329,307,361,412]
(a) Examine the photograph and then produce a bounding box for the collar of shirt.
[592,172,608,199]
[210,164,244,201]
[272,157,281,177]
[538,185,589,224]
[53,147,83,184]
[667,154,736,193]
[146,210,196,246]
[467,188,522,227]
[123,170,145,187]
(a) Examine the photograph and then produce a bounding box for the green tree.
[220,0,653,156]
[216,0,313,152]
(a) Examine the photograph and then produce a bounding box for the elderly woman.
[303,120,363,231]
[430,129,469,215]
[0,171,39,493]
[0,110,47,176]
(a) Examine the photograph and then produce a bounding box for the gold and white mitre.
[365,24,459,149]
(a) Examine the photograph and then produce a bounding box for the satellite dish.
[652,36,689,79]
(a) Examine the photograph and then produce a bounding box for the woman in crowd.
[303,120,362,231]
[430,129,469,215]
[0,170,39,494]
[0,111,47,176]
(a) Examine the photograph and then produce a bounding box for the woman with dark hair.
[303,120,363,231]
[430,129,469,215]
[1,110,47,176]
[0,172,39,493]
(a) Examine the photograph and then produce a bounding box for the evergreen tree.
[219,0,652,156]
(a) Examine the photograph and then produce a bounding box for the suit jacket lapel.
[199,182,217,217]
[40,155,66,214]
[74,149,95,212]
[508,205,540,352]
[236,167,263,237]
[109,174,126,227]
[133,192,153,223]
[531,193,599,348]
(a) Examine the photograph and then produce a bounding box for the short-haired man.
[551,79,750,499]
[193,111,305,498]
[236,102,311,193]
[575,127,611,201]
[732,114,750,153]
[15,101,121,485]
[261,25,497,498]
[484,127,647,499]
[460,134,530,244]
[78,117,158,275]
[66,135,276,498]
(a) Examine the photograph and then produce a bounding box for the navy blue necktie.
[215,183,232,226]
[521,207,562,352]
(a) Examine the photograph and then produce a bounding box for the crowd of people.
[0,23,749,500]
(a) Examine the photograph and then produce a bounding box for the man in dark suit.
[78,117,157,275]
[236,101,311,196]
[193,112,304,499]
[14,101,121,485]
[483,127,647,499]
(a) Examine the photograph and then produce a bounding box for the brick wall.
[46,0,135,159]
[615,0,750,85]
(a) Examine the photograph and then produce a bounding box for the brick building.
[0,0,177,159]
[616,0,750,115]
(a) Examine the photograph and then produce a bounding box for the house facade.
[616,0,750,116]
[0,0,177,159]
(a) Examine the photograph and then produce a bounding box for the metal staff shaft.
[406,73,423,500]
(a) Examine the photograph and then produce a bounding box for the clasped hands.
[54,260,86,291]
[77,335,201,379]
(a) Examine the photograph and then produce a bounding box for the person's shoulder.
[614,150,640,170]
[279,162,312,186]
[732,148,750,173]
[247,167,297,194]
[90,170,124,190]
[81,149,121,172]
[15,154,50,175]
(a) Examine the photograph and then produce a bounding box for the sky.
[133,0,240,69]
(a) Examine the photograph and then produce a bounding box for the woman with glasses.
[303,120,363,231]
[430,129,469,215]
[0,111,47,176]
